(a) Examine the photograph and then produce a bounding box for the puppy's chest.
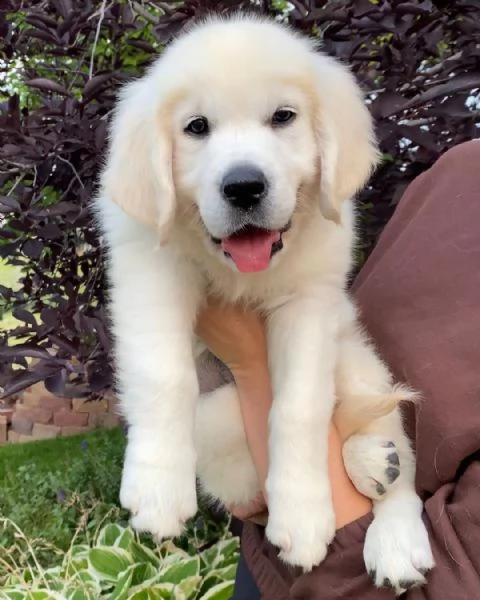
[193,253,307,309]
[201,270,296,312]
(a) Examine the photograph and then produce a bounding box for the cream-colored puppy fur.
[94,14,433,593]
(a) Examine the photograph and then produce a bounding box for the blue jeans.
[231,553,261,600]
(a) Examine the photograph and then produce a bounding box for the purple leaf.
[22,239,44,260]
[26,78,70,96]
[11,307,37,327]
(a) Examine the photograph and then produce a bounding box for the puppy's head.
[101,15,379,273]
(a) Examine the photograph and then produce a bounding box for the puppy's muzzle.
[221,163,268,211]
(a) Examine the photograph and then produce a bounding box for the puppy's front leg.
[108,237,202,540]
[266,290,339,570]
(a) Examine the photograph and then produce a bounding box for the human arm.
[196,299,372,529]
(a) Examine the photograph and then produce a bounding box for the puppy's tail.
[334,384,418,441]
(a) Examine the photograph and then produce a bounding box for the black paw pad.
[382,577,393,588]
[399,579,419,589]
[368,569,376,581]
[387,452,400,466]
[382,441,395,448]
[385,466,400,484]
[375,481,387,496]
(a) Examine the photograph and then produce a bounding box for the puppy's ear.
[312,54,380,223]
[100,78,175,243]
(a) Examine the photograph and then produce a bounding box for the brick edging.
[0,382,123,444]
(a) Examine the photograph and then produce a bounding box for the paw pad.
[387,452,400,466]
[382,577,393,588]
[343,435,402,501]
[385,466,400,484]
[399,578,421,590]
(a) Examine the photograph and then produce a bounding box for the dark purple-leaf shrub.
[0,0,478,398]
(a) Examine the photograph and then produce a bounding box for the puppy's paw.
[266,477,335,571]
[120,457,197,540]
[364,511,434,595]
[343,434,401,501]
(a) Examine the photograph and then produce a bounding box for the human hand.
[196,297,269,381]
[230,491,268,525]
[197,297,272,497]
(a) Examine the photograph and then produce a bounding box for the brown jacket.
[242,140,480,599]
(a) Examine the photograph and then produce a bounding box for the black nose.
[221,164,268,210]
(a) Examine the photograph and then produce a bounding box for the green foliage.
[0,522,239,599]
[1,2,162,106]
[0,428,231,582]
[0,429,127,568]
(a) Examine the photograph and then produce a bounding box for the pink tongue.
[222,229,280,273]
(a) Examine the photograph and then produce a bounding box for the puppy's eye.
[271,109,296,127]
[185,117,209,137]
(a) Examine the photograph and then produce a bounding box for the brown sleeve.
[290,465,480,599]
[289,140,480,599]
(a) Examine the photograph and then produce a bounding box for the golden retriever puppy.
[94,13,434,593]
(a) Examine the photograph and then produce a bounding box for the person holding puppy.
[197,140,480,599]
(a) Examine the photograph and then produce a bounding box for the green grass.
[0,426,125,479]
[0,426,230,582]
[0,428,238,597]
[0,427,127,571]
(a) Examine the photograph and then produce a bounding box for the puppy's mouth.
[211,222,291,273]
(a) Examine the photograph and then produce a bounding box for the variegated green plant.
[0,523,239,600]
